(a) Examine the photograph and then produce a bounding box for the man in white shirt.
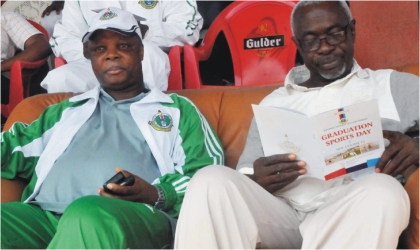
[1,11,51,123]
[1,11,51,73]
[40,0,203,92]
[174,1,419,249]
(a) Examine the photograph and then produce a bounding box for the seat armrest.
[1,178,27,203]
[168,46,183,90]
[402,168,419,249]
[54,57,67,69]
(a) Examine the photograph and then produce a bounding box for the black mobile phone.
[103,172,135,194]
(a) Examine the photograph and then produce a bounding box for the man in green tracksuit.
[1,7,224,249]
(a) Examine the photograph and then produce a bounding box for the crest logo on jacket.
[149,110,173,132]
[139,0,158,9]
[100,8,118,20]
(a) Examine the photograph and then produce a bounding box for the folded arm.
[1,33,51,72]
[50,0,88,61]
[145,0,203,50]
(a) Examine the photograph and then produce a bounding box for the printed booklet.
[252,100,384,181]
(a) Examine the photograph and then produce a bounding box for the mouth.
[105,66,124,75]
[317,56,342,70]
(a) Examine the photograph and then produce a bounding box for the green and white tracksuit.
[1,86,224,248]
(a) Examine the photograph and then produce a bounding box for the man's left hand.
[98,168,158,206]
[376,130,419,176]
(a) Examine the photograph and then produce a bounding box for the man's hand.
[1,34,51,72]
[98,168,158,205]
[376,130,419,176]
[252,154,306,193]
[41,1,64,17]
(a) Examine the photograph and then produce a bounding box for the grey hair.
[291,0,353,36]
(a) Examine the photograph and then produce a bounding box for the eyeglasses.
[298,21,353,52]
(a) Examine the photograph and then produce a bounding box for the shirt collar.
[70,86,174,104]
[99,88,148,104]
[284,59,368,91]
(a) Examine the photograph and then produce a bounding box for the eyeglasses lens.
[301,22,351,52]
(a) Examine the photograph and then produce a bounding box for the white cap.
[82,7,146,43]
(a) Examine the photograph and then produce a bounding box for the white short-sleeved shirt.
[1,11,41,62]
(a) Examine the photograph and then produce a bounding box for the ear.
[83,42,91,59]
[291,36,305,55]
[349,19,356,42]
[291,36,299,47]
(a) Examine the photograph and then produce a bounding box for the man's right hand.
[252,154,306,193]
[98,168,158,206]
[41,1,64,17]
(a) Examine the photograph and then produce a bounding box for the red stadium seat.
[1,20,49,118]
[183,0,297,89]
[167,45,183,90]
[54,56,67,68]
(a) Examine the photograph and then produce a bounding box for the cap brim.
[82,27,140,43]
[91,8,147,22]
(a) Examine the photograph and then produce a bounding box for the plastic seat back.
[184,0,297,89]
[1,19,49,118]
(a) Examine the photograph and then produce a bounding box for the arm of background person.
[49,0,88,62]
[145,0,203,50]
[41,0,64,17]
[1,33,51,72]
[1,12,51,72]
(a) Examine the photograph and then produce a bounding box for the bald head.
[291,1,352,36]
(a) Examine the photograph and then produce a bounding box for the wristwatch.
[154,186,166,210]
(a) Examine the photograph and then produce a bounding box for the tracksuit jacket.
[1,86,224,218]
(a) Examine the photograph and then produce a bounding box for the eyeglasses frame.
[296,20,355,52]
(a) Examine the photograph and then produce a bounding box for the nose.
[105,47,120,61]
[317,38,335,54]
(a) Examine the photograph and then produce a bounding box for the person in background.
[40,0,203,93]
[1,11,51,124]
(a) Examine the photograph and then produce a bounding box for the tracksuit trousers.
[1,195,172,249]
